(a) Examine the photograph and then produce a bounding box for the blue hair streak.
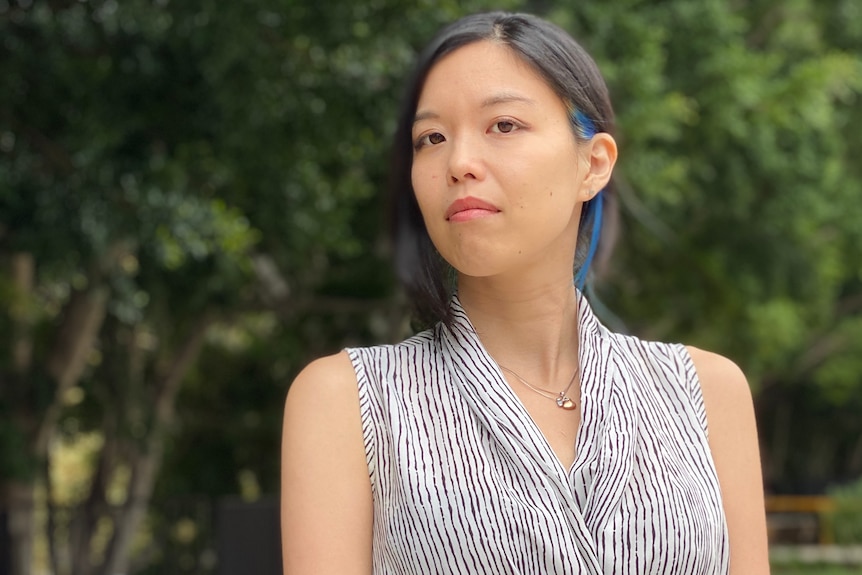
[574,193,603,289]
[570,107,602,290]
[573,108,597,140]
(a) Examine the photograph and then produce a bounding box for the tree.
[2,1,275,572]
[1,0,529,571]
[2,0,861,572]
[575,0,862,488]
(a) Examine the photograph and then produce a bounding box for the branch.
[275,294,399,318]
[42,456,62,575]
[69,426,121,575]
[791,292,862,376]
[247,251,406,325]
[46,0,79,12]
[98,314,213,575]
[837,292,862,316]
[10,252,35,374]
[252,253,290,303]
[793,332,850,376]
[761,295,862,389]
[34,284,109,457]
[746,4,784,50]
[152,314,214,426]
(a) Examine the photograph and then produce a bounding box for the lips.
[445,196,501,222]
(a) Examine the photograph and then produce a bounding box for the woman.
[282,11,768,574]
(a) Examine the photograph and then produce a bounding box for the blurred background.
[1,0,861,573]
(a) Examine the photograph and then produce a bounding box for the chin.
[448,264,496,279]
[443,256,500,279]
[436,237,543,279]
[446,252,526,280]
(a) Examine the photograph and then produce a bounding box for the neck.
[456,274,580,385]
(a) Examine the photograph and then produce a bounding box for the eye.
[490,120,519,134]
[414,132,446,150]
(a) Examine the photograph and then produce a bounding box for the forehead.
[416,40,566,113]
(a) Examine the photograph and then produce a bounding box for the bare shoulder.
[281,351,372,574]
[282,350,367,508]
[685,346,753,412]
[285,351,359,413]
[685,346,770,573]
[289,350,358,395]
[282,349,365,490]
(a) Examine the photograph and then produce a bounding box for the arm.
[281,351,373,575]
[687,346,770,574]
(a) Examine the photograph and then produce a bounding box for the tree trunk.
[36,284,110,458]
[10,253,35,374]
[66,431,122,575]
[7,280,108,575]
[44,456,63,575]
[0,255,36,575]
[99,441,165,575]
[99,315,213,575]
[0,482,35,575]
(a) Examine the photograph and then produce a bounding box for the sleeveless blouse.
[347,294,729,574]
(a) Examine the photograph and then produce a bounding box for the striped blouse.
[347,293,729,574]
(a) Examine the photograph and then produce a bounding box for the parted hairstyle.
[389,12,617,326]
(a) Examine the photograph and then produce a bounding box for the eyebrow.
[413,92,536,124]
[480,93,536,108]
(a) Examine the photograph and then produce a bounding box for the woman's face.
[411,40,595,281]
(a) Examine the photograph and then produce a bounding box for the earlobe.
[580,188,598,202]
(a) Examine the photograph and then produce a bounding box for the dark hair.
[389,12,617,327]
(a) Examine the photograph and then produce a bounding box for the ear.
[577,133,617,201]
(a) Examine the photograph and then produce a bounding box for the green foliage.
[827,477,862,544]
[1,0,862,570]
[771,567,862,575]
[553,0,862,391]
[0,413,36,482]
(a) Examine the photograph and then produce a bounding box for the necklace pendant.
[556,394,577,410]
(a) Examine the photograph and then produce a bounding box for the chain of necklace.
[499,365,579,410]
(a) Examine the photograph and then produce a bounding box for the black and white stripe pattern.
[348,293,729,574]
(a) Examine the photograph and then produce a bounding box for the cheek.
[411,165,443,213]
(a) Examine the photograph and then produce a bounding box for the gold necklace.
[499,365,579,410]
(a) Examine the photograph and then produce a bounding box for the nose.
[446,136,485,185]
